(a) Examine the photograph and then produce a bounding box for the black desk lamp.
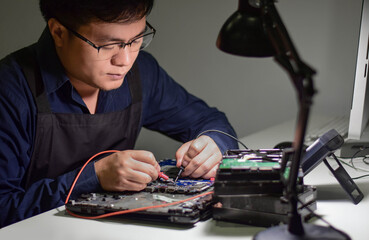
[216,0,349,239]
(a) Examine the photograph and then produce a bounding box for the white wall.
[0,0,363,159]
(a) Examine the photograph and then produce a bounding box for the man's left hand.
[175,135,222,179]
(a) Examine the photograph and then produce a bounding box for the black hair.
[39,0,154,29]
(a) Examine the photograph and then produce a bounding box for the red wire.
[65,191,214,220]
[64,150,214,220]
[65,150,119,205]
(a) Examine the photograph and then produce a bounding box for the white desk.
[1,116,368,240]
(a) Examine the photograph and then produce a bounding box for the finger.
[127,158,159,181]
[175,141,192,167]
[111,151,158,182]
[96,164,149,192]
[129,164,157,181]
[95,151,157,192]
[197,160,219,179]
[124,150,159,179]
[185,150,220,178]
[129,150,157,166]
[180,138,208,168]
[184,136,222,178]
[155,164,161,173]
[186,137,208,159]
[182,146,210,176]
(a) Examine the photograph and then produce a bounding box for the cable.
[349,147,369,170]
[64,150,214,220]
[352,174,369,180]
[196,129,248,149]
[362,156,369,165]
[337,158,369,172]
[65,150,119,204]
[327,154,369,181]
[332,154,369,173]
[66,191,213,220]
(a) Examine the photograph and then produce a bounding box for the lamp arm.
[261,0,316,236]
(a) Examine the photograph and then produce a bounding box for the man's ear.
[48,18,68,47]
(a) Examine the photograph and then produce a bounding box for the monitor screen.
[341,0,369,158]
[348,0,369,140]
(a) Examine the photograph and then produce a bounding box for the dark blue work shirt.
[0,28,238,227]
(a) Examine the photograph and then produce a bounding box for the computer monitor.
[340,0,369,157]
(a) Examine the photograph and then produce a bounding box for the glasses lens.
[97,45,120,60]
[129,25,155,52]
[96,24,155,60]
[140,32,155,50]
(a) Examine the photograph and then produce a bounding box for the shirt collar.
[35,26,70,95]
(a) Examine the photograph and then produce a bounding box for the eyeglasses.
[64,22,156,60]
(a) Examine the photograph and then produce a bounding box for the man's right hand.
[94,150,160,192]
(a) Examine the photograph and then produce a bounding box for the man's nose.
[111,46,133,66]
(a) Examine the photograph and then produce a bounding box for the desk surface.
[1,115,368,240]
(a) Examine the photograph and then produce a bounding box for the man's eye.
[100,45,116,50]
[131,38,143,45]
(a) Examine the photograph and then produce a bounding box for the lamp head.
[216,0,275,57]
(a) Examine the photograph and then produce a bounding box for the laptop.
[65,159,214,225]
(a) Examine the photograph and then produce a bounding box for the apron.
[14,46,143,189]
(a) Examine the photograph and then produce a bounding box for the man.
[0,0,238,227]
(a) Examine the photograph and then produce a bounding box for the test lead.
[174,166,184,182]
[158,172,169,181]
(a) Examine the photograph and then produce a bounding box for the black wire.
[350,147,369,169]
[333,152,369,170]
[196,129,248,149]
[331,154,369,181]
[261,156,280,162]
[362,156,369,165]
[352,174,369,180]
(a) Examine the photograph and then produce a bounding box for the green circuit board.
[219,157,280,170]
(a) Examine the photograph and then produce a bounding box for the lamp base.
[253,223,350,240]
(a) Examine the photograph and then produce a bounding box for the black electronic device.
[215,149,285,195]
[301,129,344,175]
[213,149,311,227]
[212,129,362,228]
[301,129,364,204]
[65,159,214,225]
[213,185,317,227]
[215,149,304,195]
[212,128,362,227]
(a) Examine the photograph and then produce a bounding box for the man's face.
[58,17,146,92]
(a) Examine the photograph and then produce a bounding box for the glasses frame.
[63,21,156,54]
